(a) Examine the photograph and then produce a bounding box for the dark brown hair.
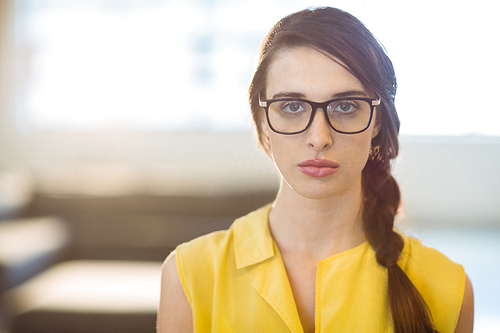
[248,7,437,333]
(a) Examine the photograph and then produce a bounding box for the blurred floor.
[413,226,500,332]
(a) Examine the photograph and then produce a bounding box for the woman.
[157,7,474,333]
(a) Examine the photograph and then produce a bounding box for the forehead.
[266,46,365,100]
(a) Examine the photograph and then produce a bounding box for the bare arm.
[454,274,474,333]
[157,251,193,333]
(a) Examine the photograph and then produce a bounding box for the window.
[13,0,500,135]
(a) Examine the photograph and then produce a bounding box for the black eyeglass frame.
[258,94,381,135]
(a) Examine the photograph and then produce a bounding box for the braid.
[247,7,442,332]
[362,155,438,333]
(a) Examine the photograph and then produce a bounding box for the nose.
[305,109,333,150]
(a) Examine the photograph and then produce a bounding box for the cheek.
[267,136,298,172]
[267,136,287,162]
[340,135,372,167]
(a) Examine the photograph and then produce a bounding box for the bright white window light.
[14,0,500,135]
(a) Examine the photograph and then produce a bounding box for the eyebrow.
[271,90,369,100]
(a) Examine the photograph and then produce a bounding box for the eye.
[280,100,307,114]
[330,100,357,113]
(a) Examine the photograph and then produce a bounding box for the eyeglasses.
[259,94,381,135]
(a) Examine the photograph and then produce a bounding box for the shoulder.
[176,203,273,270]
[175,229,234,281]
[172,205,272,321]
[157,251,193,332]
[176,203,273,280]
[399,234,468,333]
[401,234,465,285]
[455,274,474,333]
[177,229,233,258]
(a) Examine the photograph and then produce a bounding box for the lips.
[298,159,339,177]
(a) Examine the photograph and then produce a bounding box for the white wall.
[1,128,498,227]
[395,136,500,227]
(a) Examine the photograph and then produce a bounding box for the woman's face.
[261,46,380,200]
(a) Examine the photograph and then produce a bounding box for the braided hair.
[248,7,438,333]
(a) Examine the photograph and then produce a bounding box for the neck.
[269,178,366,260]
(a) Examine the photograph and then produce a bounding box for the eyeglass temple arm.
[258,94,267,107]
[372,98,381,106]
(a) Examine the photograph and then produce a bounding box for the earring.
[369,145,384,163]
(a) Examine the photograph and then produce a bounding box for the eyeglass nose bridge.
[302,101,335,133]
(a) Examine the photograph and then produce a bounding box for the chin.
[301,191,342,201]
[290,183,342,201]
[284,175,362,201]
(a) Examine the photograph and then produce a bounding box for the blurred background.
[0,0,498,332]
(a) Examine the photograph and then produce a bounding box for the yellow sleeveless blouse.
[175,205,465,333]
